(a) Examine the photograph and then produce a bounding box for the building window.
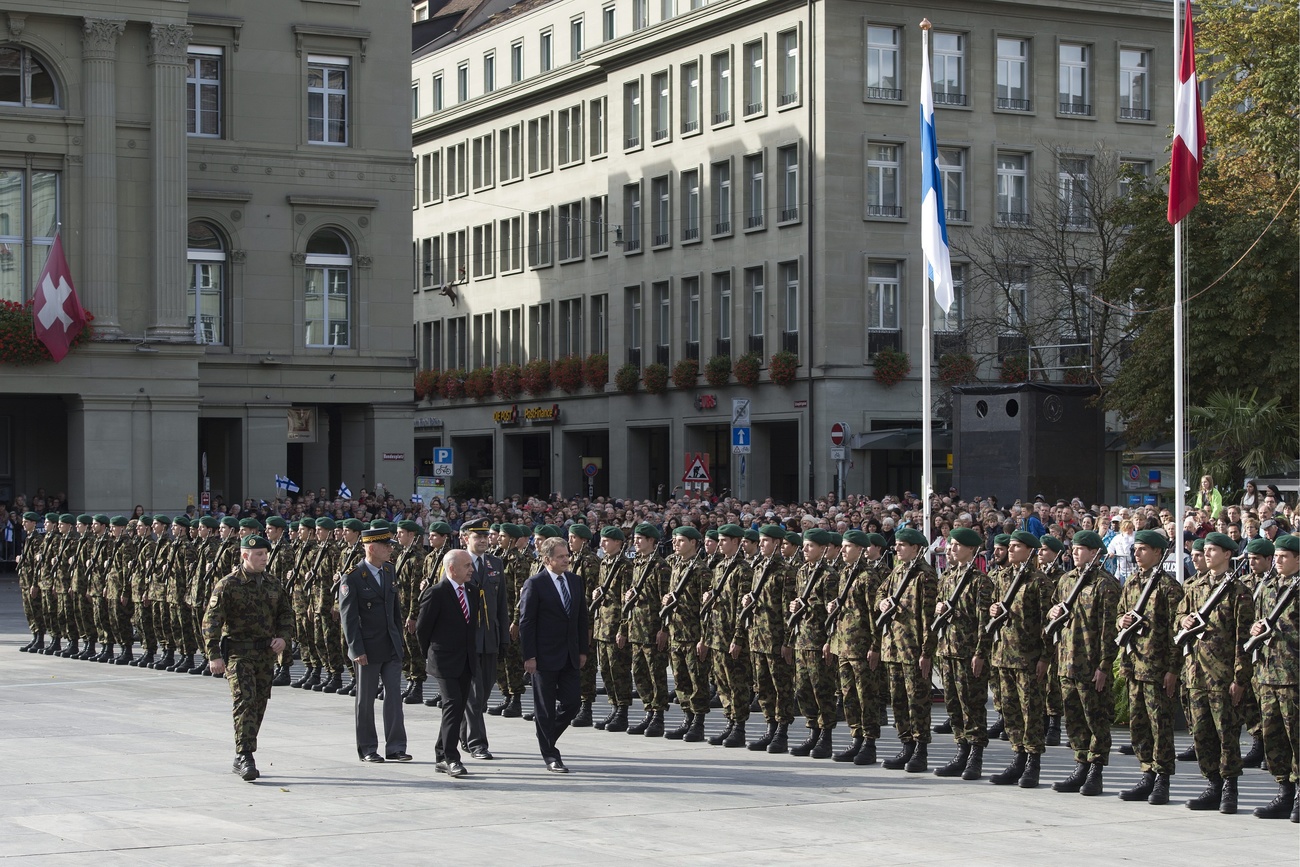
[681,169,700,241]
[472,312,495,368]
[743,152,764,230]
[540,30,553,72]
[713,271,732,356]
[186,221,225,345]
[779,261,798,355]
[602,5,616,42]
[745,266,764,355]
[1119,49,1150,120]
[558,200,583,261]
[939,147,966,221]
[651,176,670,247]
[590,194,609,255]
[777,29,799,106]
[1002,265,1031,332]
[483,53,496,93]
[422,235,442,286]
[432,73,444,111]
[456,63,469,103]
[446,228,467,283]
[447,316,467,370]
[866,260,900,356]
[633,0,648,31]
[651,71,670,142]
[304,228,353,347]
[500,124,522,182]
[711,159,732,236]
[590,97,608,157]
[934,263,966,333]
[626,285,643,366]
[558,105,583,165]
[678,61,701,134]
[996,152,1030,224]
[1058,157,1091,228]
[570,17,584,61]
[623,182,642,252]
[1119,160,1150,199]
[471,134,494,189]
[743,40,764,115]
[660,0,674,22]
[528,208,553,267]
[653,281,671,365]
[499,215,522,272]
[529,302,552,360]
[307,56,349,145]
[711,50,731,124]
[0,167,57,302]
[866,143,901,218]
[411,82,420,120]
[472,222,494,278]
[559,298,583,356]
[932,32,965,105]
[996,37,1031,110]
[187,47,222,136]
[623,79,642,148]
[684,276,700,358]
[0,45,58,107]
[778,144,799,222]
[499,308,521,365]
[527,114,552,174]
[1059,44,1091,115]
[591,293,608,353]
[866,26,901,100]
[511,42,524,83]
[446,140,467,196]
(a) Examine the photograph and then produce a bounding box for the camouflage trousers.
[996,666,1046,754]
[172,602,197,655]
[1126,676,1178,774]
[886,660,933,743]
[596,639,633,707]
[21,584,43,635]
[1062,675,1114,764]
[630,642,670,711]
[314,613,345,671]
[669,641,710,714]
[1045,655,1063,717]
[293,598,316,667]
[839,657,882,740]
[75,592,95,641]
[991,670,1003,712]
[152,601,175,650]
[1257,683,1299,784]
[753,651,797,724]
[711,646,752,723]
[1241,682,1262,736]
[796,649,839,729]
[402,630,427,682]
[41,589,62,637]
[134,596,156,652]
[1187,685,1244,779]
[940,655,990,747]
[580,647,598,702]
[227,649,275,753]
[92,595,115,645]
[496,636,525,696]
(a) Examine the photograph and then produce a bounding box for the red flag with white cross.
[31,232,87,362]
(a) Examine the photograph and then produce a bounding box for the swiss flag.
[1167,0,1204,225]
[31,233,87,362]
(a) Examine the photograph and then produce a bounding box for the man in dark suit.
[416,548,477,778]
[519,537,589,773]
[460,519,509,760]
[339,527,410,763]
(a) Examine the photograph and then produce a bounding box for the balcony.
[651,128,668,142]
[745,214,764,229]
[868,87,903,101]
[744,100,763,115]
[713,220,731,235]
[867,204,903,218]
[945,208,968,222]
[715,337,731,357]
[779,207,799,222]
[682,226,700,242]
[781,330,799,354]
[867,329,901,357]
[1059,212,1092,229]
[627,346,642,366]
[997,211,1031,226]
[655,344,670,366]
[934,331,967,356]
[653,233,669,246]
[747,334,764,355]
[933,91,968,106]
[713,110,730,124]
[996,97,1032,111]
[624,134,640,148]
[683,119,700,133]
[623,237,641,252]
[997,334,1027,362]
[1120,107,1151,120]
[685,341,700,360]
[1059,101,1092,116]
[778,91,798,106]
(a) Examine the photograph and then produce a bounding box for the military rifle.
[621,557,657,618]
[589,556,626,615]
[699,556,737,617]
[738,556,781,628]
[658,561,698,621]
[1241,576,1298,661]
[985,562,1031,639]
[824,560,865,636]
[1173,563,1246,653]
[1115,567,1165,653]
[931,559,979,640]
[785,561,828,632]
[1044,556,1100,644]
[873,557,924,632]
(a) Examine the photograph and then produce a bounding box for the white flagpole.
[920,21,934,551]
[1172,0,1185,556]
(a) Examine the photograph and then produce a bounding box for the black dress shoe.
[424,695,443,708]
[446,762,468,778]
[546,759,569,773]
[523,711,535,721]
[469,748,494,760]
[386,752,413,762]
[434,761,449,774]
[360,753,385,763]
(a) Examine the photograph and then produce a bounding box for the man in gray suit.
[460,518,509,760]
[339,526,410,763]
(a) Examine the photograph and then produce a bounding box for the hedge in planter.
[672,357,699,389]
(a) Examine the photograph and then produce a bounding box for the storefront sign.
[382,452,405,461]
[493,404,561,425]
[287,407,317,442]
[414,416,444,429]
[694,394,718,410]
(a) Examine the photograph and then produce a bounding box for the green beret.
[266,516,288,529]
[718,524,745,539]
[341,518,365,532]
[1072,530,1104,550]
[289,521,300,531]
[864,532,888,549]
[568,524,593,540]
[237,517,261,530]
[535,525,562,539]
[744,529,761,543]
[93,514,110,525]
[151,515,169,525]
[300,517,317,529]
[1203,531,1237,554]
[634,522,662,540]
[240,535,271,551]
[895,528,928,547]
[1039,534,1065,553]
[21,511,40,522]
[218,516,237,529]
[673,525,703,541]
[803,528,833,546]
[198,515,219,529]
[759,524,786,540]
[76,514,91,525]
[45,512,60,522]
[502,523,529,539]
[361,526,393,544]
[461,518,490,533]
[784,531,802,546]
[109,516,129,527]
[1010,530,1041,548]
[706,529,720,540]
[993,533,1012,547]
[1273,534,1299,554]
[842,529,870,548]
[172,516,191,528]
[948,527,982,548]
[428,521,452,536]
[316,517,336,530]
[397,520,423,533]
[369,520,392,531]
[1245,537,1275,557]
[490,523,502,532]
[1132,529,1168,550]
[1191,537,1205,552]
[600,526,626,542]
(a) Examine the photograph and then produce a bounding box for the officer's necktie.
[457,584,469,622]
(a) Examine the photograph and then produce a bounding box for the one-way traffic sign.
[732,426,751,454]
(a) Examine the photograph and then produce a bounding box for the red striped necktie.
[457,584,469,622]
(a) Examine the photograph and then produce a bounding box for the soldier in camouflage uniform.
[742,529,761,566]
[932,527,994,780]
[1248,534,1299,821]
[87,516,116,661]
[744,525,797,753]
[70,515,97,658]
[47,514,74,656]
[331,519,367,696]
[1179,532,1253,814]
[568,524,601,724]
[661,526,711,741]
[288,518,319,687]
[782,532,805,569]
[985,534,1012,739]
[877,527,939,772]
[988,530,1050,788]
[1116,529,1184,805]
[1047,530,1120,796]
[703,524,753,747]
[489,523,531,716]
[1237,537,1274,769]
[310,517,345,692]
[263,517,294,683]
[825,529,883,765]
[145,516,176,668]
[187,516,221,673]
[165,517,199,672]
[623,523,672,737]
[1038,535,1068,746]
[128,518,157,666]
[592,526,633,731]
[106,517,137,664]
[203,535,295,782]
[17,512,45,652]
[391,520,428,703]
[788,528,839,758]
[703,530,722,570]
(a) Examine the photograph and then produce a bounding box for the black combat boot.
[604,706,629,733]
[682,713,706,742]
[790,726,822,757]
[1176,744,1197,762]
[174,653,195,673]
[708,717,736,746]
[305,666,324,690]
[191,656,209,675]
[1219,777,1239,814]
[319,670,342,694]
[424,693,443,708]
[627,710,654,735]
[30,633,46,654]
[233,752,259,782]
[934,742,971,777]
[987,714,1005,740]
[1017,752,1041,788]
[766,723,790,754]
[1053,761,1089,793]
[1118,771,1155,801]
[19,635,34,652]
[1148,773,1171,805]
[78,641,97,660]
[1186,773,1223,810]
[1045,715,1061,747]
[271,666,291,686]
[1291,789,1299,822]
[961,744,983,779]
[488,695,509,715]
[834,736,864,762]
[1080,761,1104,796]
[665,712,694,740]
[404,682,425,705]
[61,639,80,658]
[990,750,1028,785]
[571,701,594,727]
[595,704,617,730]
[1242,734,1265,769]
[748,721,777,751]
[723,721,747,748]
[933,718,953,735]
[44,636,63,656]
[134,648,154,667]
[854,739,878,765]
[96,643,114,662]
[904,742,928,772]
[1253,782,1296,819]
[810,726,835,758]
[114,642,132,665]
[290,666,311,688]
[154,649,175,669]
[339,675,357,697]
[882,740,916,770]
[645,710,665,737]
[501,694,523,718]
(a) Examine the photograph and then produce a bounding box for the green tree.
[1187,390,1299,494]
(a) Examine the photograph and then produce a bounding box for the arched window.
[0,45,59,107]
[304,228,352,347]
[187,221,226,344]
[0,168,57,303]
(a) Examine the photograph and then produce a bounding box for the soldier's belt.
[223,638,273,654]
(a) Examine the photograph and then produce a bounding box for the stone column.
[81,18,126,337]
[146,22,194,340]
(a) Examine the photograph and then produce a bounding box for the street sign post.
[731,426,751,454]
[433,447,454,478]
[830,423,850,500]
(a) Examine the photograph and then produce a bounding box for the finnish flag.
[338,482,352,499]
[410,493,424,505]
[919,32,954,314]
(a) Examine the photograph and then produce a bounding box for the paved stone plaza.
[0,580,1292,865]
